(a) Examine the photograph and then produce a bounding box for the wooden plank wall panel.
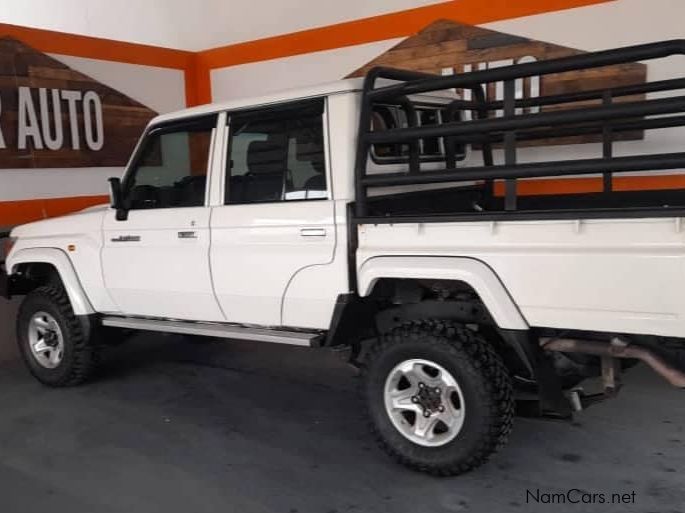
[348,20,647,147]
[0,37,157,169]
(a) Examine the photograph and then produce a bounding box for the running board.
[101,316,321,347]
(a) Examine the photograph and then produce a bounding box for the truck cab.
[6,82,361,329]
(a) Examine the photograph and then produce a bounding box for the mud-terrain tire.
[17,285,100,387]
[362,320,514,476]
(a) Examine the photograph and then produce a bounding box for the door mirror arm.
[108,177,129,221]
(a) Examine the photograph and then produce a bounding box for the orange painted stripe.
[0,195,109,227]
[184,55,213,107]
[199,0,613,69]
[0,23,193,70]
[0,23,203,107]
[493,175,685,196]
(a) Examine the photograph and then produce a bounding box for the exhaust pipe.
[541,337,685,388]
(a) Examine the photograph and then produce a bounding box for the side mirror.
[108,177,128,221]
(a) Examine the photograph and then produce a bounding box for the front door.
[102,115,225,322]
[210,99,340,328]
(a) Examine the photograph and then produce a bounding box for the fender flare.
[7,248,95,316]
[358,256,528,330]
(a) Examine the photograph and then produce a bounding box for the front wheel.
[362,320,514,476]
[17,286,100,387]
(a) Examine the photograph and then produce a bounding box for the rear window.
[371,104,465,164]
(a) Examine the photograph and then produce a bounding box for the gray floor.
[0,333,683,513]
[0,298,19,362]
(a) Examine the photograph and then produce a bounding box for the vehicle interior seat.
[231,140,286,203]
[176,175,207,207]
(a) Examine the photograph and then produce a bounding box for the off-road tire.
[17,285,99,387]
[362,320,514,476]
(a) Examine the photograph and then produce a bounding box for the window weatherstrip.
[208,112,228,207]
[322,100,332,201]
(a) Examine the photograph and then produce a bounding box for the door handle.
[111,235,141,243]
[300,228,327,237]
[178,231,198,239]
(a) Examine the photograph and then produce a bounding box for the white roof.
[151,77,458,126]
[152,78,366,125]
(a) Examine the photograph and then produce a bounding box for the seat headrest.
[247,141,286,175]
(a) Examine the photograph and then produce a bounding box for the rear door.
[210,99,338,327]
[101,114,225,321]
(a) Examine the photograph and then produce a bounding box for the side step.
[101,316,322,347]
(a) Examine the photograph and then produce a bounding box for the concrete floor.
[0,333,683,513]
[0,298,19,362]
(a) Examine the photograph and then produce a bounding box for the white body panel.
[101,207,225,321]
[210,200,338,327]
[280,199,350,329]
[357,218,685,337]
[7,206,116,314]
[207,95,347,329]
[358,256,528,330]
[7,247,95,316]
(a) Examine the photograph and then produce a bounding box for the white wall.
[0,0,189,48]
[482,0,683,51]
[54,55,185,115]
[0,0,444,51]
[211,38,403,102]
[195,0,444,50]
[482,0,685,165]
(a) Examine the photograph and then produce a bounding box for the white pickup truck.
[3,40,685,476]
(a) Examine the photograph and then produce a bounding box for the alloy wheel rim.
[383,358,466,447]
[27,311,64,369]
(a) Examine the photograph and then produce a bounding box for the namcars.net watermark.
[526,488,636,506]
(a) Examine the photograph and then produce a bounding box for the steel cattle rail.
[354,39,685,220]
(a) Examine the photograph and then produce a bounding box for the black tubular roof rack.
[353,39,685,220]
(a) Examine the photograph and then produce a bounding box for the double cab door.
[101,98,342,328]
[102,115,225,321]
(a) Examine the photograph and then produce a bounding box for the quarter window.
[226,99,326,204]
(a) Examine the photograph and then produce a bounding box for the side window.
[123,115,216,210]
[226,99,326,204]
[371,104,466,163]
[371,105,409,160]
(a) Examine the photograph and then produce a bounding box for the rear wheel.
[362,320,514,476]
[17,286,100,387]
